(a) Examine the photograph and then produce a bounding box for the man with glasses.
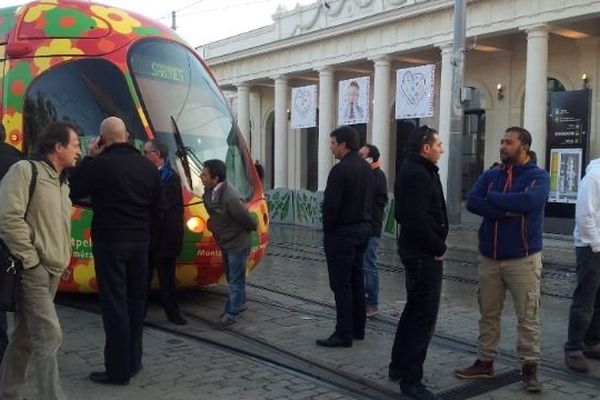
[143,139,186,325]
[455,127,549,393]
[389,125,447,400]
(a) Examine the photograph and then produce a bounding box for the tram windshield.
[129,39,253,200]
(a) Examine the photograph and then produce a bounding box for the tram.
[0,0,269,292]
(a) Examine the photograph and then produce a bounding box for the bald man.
[70,117,165,385]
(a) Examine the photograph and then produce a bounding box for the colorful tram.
[0,0,269,292]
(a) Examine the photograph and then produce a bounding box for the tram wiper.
[170,115,194,190]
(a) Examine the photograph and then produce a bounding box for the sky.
[0,0,316,46]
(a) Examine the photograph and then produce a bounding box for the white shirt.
[574,158,600,252]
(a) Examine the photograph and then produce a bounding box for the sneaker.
[366,306,378,318]
[455,359,494,379]
[521,363,542,392]
[400,381,438,400]
[219,315,236,327]
[565,354,589,373]
[583,343,600,360]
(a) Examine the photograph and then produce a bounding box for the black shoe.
[315,334,352,348]
[353,334,365,341]
[89,371,129,385]
[389,370,401,382]
[400,382,438,400]
[168,313,187,325]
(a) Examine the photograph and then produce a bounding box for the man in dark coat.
[143,139,185,325]
[70,117,164,385]
[0,125,23,363]
[358,143,388,318]
[390,125,448,400]
[317,126,373,348]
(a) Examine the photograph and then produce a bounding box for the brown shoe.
[522,363,542,392]
[455,359,494,379]
[366,306,378,318]
[565,354,589,373]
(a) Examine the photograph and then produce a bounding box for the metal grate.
[438,369,522,400]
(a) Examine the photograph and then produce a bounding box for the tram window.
[128,39,253,200]
[24,59,146,155]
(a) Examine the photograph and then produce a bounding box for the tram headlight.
[186,217,205,233]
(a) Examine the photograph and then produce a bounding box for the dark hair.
[330,126,359,151]
[148,139,169,159]
[505,126,532,151]
[0,124,5,143]
[410,125,438,153]
[349,80,359,90]
[32,122,78,157]
[363,143,380,162]
[203,159,226,183]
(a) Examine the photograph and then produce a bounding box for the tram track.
[267,241,575,300]
[56,294,400,400]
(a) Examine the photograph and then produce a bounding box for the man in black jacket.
[358,144,388,318]
[390,125,447,400]
[143,139,186,325]
[0,125,23,363]
[317,126,373,348]
[70,117,164,385]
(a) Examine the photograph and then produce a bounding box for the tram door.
[462,110,485,199]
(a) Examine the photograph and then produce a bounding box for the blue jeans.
[363,236,380,307]
[223,248,250,317]
[565,247,600,355]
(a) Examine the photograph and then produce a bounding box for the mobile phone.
[97,135,105,148]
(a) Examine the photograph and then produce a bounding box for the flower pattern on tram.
[90,5,141,35]
[22,3,56,22]
[33,39,83,72]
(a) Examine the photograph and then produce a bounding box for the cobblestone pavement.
[13,223,600,399]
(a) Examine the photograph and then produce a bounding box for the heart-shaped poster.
[400,71,427,105]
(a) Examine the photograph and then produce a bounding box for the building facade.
[199,0,600,210]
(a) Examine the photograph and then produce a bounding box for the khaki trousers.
[477,252,542,365]
[0,265,66,400]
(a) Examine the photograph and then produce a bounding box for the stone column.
[370,56,392,180]
[522,25,549,167]
[273,76,289,188]
[577,38,600,155]
[436,42,453,195]
[236,83,250,145]
[317,67,335,190]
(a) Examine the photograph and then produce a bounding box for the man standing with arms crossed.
[70,117,164,385]
[317,126,373,347]
[390,126,447,400]
[456,127,549,393]
[564,156,600,373]
[0,122,80,400]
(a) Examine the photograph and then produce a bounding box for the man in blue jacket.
[455,127,549,393]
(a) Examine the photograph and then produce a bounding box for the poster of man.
[338,77,370,125]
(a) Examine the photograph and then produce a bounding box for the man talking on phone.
[70,117,165,385]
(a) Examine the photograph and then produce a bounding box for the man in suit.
[70,117,164,385]
[143,139,186,325]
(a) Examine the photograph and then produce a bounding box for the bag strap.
[25,161,37,218]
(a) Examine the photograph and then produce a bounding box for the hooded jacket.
[574,158,600,251]
[467,159,550,260]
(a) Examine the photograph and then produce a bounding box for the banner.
[291,85,318,129]
[338,77,370,125]
[395,64,435,120]
[548,148,582,204]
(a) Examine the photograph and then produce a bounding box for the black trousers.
[0,311,6,361]
[151,256,179,317]
[93,241,149,381]
[324,227,370,341]
[390,255,443,383]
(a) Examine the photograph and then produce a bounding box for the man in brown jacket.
[0,122,80,400]
[201,159,257,327]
